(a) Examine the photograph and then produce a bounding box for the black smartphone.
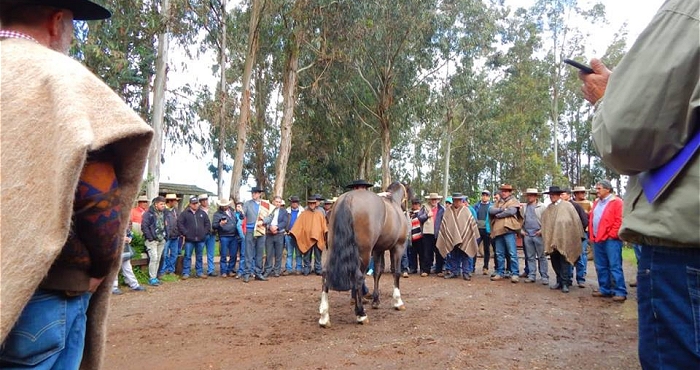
[564,59,594,74]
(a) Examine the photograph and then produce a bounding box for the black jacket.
[164,207,180,239]
[263,207,290,234]
[178,207,211,242]
[213,209,238,237]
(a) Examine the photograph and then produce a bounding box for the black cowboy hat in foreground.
[1,0,112,20]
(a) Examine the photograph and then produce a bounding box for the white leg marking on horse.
[357,315,369,324]
[319,291,330,327]
[393,287,405,310]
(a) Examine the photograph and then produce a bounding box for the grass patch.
[622,246,637,265]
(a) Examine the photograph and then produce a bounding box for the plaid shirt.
[0,30,38,43]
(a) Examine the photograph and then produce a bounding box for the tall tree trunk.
[216,0,228,199]
[380,119,391,188]
[230,0,265,201]
[442,132,451,198]
[253,67,267,192]
[273,19,301,198]
[146,0,170,200]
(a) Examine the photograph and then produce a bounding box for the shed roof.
[158,182,214,197]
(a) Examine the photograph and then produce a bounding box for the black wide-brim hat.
[543,186,565,194]
[4,0,112,20]
[250,186,264,193]
[345,179,373,189]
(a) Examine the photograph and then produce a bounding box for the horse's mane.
[385,181,410,208]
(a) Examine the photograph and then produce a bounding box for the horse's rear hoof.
[357,316,369,325]
[371,302,380,309]
[319,319,331,328]
[395,304,406,311]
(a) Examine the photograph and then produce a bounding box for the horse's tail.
[326,199,359,292]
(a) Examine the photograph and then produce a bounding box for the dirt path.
[104,259,639,370]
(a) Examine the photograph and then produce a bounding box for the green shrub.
[131,231,146,257]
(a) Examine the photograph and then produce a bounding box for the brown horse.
[319,181,411,327]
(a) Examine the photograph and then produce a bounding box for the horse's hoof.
[319,319,331,328]
[395,304,406,311]
[371,302,380,309]
[357,316,369,325]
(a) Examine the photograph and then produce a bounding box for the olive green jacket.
[592,0,699,248]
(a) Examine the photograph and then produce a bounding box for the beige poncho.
[436,205,480,258]
[1,39,153,369]
[541,200,585,264]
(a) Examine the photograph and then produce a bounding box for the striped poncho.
[436,205,480,258]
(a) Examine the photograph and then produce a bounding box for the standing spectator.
[473,190,493,275]
[520,188,548,285]
[263,196,289,278]
[580,2,698,365]
[141,196,166,286]
[130,195,149,232]
[213,199,238,278]
[408,198,423,274]
[561,188,590,288]
[234,202,246,278]
[242,187,269,282]
[159,193,181,277]
[290,196,328,276]
[489,184,522,283]
[418,192,445,276]
[178,196,211,279]
[284,196,305,275]
[438,193,480,280]
[540,186,584,293]
[0,2,153,368]
[113,226,146,294]
[589,180,626,301]
[198,194,217,277]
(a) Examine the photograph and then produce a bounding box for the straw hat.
[424,192,443,200]
[572,186,588,193]
[165,193,180,201]
[136,195,148,202]
[524,188,540,195]
[218,199,232,207]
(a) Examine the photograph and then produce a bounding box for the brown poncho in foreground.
[290,210,328,253]
[436,206,480,258]
[541,201,584,264]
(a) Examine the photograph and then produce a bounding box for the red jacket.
[589,196,623,242]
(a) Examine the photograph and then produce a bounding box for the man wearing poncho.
[437,193,480,280]
[541,186,584,293]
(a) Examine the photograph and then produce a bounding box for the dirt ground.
[104,257,639,370]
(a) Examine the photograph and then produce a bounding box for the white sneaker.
[366,269,374,276]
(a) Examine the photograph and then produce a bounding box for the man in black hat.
[0,1,153,368]
[283,196,304,275]
[540,186,584,293]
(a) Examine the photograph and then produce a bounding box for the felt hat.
[165,194,180,201]
[424,192,443,200]
[136,195,149,202]
[524,188,540,195]
[451,192,465,200]
[306,196,318,203]
[411,198,421,204]
[288,195,301,203]
[543,186,565,194]
[250,187,264,193]
[498,184,514,191]
[3,0,113,20]
[572,186,589,193]
[345,179,373,189]
[218,199,232,207]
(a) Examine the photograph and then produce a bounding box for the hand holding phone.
[564,59,594,74]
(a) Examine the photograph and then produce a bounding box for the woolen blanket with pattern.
[436,205,480,258]
[541,201,585,264]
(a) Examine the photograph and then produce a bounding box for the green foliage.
[130,230,146,257]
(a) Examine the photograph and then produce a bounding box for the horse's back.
[330,191,385,248]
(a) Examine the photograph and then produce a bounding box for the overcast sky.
[160,0,666,199]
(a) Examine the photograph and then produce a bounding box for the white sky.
[160,0,665,199]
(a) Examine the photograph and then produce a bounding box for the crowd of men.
[124,179,628,303]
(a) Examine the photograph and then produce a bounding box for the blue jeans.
[572,235,589,284]
[400,239,410,272]
[446,248,472,275]
[236,236,246,276]
[244,231,265,277]
[593,239,627,297]
[0,290,91,369]
[638,245,700,369]
[284,235,302,271]
[494,232,518,276]
[159,238,181,275]
[183,241,205,277]
[204,233,216,274]
[219,236,238,275]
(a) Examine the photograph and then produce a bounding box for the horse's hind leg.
[319,273,331,328]
[391,246,406,311]
[371,250,383,309]
[354,270,369,324]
